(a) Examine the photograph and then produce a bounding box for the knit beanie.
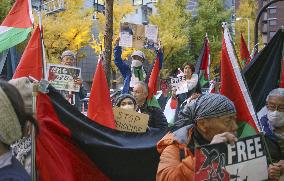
[0,86,22,145]
[9,77,33,114]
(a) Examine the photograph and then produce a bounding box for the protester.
[59,50,87,111]
[0,80,37,180]
[157,80,171,112]
[156,93,238,180]
[133,81,168,130]
[8,77,33,175]
[115,93,137,111]
[172,62,198,122]
[114,38,154,94]
[259,88,284,180]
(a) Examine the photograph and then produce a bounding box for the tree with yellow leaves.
[41,0,93,63]
[91,0,134,61]
[235,0,258,62]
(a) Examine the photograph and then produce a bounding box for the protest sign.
[113,107,149,133]
[195,134,268,181]
[47,64,81,92]
[170,73,188,95]
[119,22,158,49]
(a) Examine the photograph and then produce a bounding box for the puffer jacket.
[156,125,196,181]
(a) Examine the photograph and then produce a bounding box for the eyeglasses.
[266,103,284,112]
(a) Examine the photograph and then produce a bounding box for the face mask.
[131,59,142,68]
[267,110,284,128]
[121,104,135,110]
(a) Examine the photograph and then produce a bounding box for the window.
[270,31,276,38]
[269,8,277,14]
[269,19,277,26]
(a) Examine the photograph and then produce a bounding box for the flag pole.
[38,0,47,80]
[31,80,39,181]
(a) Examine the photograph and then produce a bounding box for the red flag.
[87,56,115,129]
[200,36,211,80]
[13,26,42,80]
[221,26,260,135]
[36,93,109,181]
[240,33,251,65]
[1,0,33,28]
[147,50,162,100]
[281,60,284,88]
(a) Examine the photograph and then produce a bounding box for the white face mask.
[131,59,142,68]
[267,110,284,128]
[121,104,135,110]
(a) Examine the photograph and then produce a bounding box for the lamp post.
[236,17,250,53]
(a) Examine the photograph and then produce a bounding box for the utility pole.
[104,0,114,86]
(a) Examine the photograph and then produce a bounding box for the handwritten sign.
[195,134,268,181]
[119,22,158,49]
[113,107,149,133]
[47,64,81,92]
[119,32,133,48]
[170,74,188,95]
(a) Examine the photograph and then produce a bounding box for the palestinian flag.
[147,48,163,100]
[243,29,284,112]
[13,26,43,80]
[221,25,260,138]
[240,33,251,66]
[0,0,33,53]
[195,35,210,87]
[87,55,116,128]
[36,86,167,181]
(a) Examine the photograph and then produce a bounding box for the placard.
[113,107,149,133]
[170,74,188,95]
[195,134,268,180]
[47,64,81,92]
[119,22,158,49]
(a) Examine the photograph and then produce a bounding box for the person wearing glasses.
[260,88,284,180]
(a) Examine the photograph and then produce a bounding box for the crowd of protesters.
[0,45,284,181]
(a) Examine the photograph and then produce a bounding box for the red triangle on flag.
[147,51,161,100]
[1,0,33,28]
[221,27,260,134]
[13,26,43,80]
[87,56,116,129]
[240,33,251,65]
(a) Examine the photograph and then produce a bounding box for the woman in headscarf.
[115,94,137,111]
[0,80,37,180]
[156,93,238,181]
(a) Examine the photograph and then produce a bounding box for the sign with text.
[170,74,188,95]
[113,107,149,133]
[195,134,268,181]
[47,64,81,92]
[119,22,158,49]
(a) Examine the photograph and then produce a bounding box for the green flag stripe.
[0,27,32,53]
[237,121,257,139]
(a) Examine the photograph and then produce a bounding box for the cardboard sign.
[47,64,81,92]
[195,134,268,181]
[113,107,149,133]
[170,74,188,95]
[119,22,158,49]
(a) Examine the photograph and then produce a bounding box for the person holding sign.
[172,62,199,123]
[115,94,137,111]
[114,37,160,94]
[260,88,284,180]
[156,93,238,181]
[59,50,87,111]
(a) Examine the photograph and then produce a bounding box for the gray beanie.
[61,50,76,60]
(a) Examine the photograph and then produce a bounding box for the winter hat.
[61,50,76,60]
[0,86,22,145]
[115,94,137,107]
[9,77,33,114]
[131,50,145,60]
